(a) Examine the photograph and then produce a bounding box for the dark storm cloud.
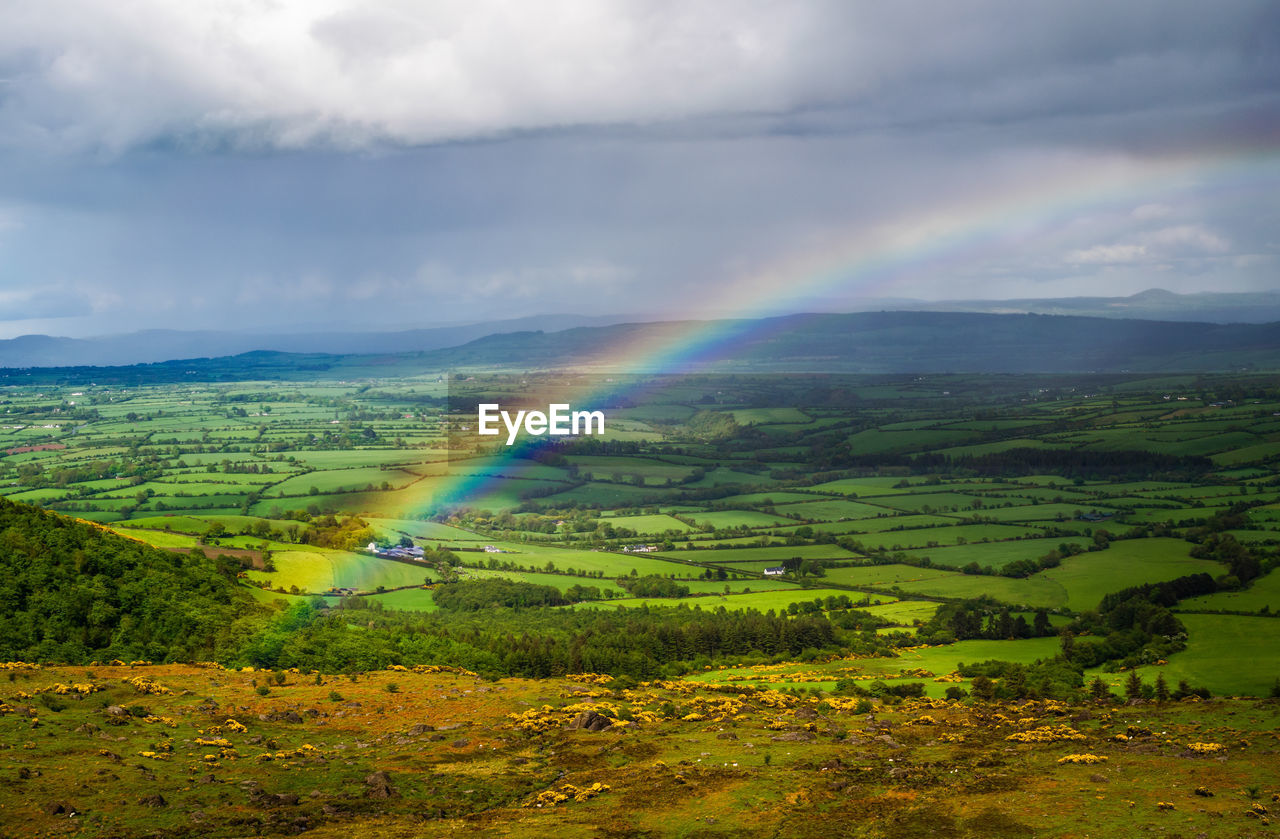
[0,1,1275,336]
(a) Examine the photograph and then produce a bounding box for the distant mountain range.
[0,313,633,368]
[411,310,1280,374]
[1,289,1278,369]
[871,288,1280,324]
[3,310,1278,384]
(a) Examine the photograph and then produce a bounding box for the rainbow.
[413,142,1280,513]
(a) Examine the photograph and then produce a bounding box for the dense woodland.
[0,498,256,663]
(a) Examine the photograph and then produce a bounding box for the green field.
[602,513,696,534]
[661,544,860,563]
[578,587,869,614]
[1038,538,1225,611]
[910,536,1090,570]
[1120,614,1280,697]
[1179,567,1280,614]
[244,549,439,594]
[683,510,801,528]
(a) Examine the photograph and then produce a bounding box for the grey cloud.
[0,1,1275,337]
[0,1,1275,153]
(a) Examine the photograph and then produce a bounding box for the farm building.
[763,566,786,576]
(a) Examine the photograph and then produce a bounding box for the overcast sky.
[0,0,1277,337]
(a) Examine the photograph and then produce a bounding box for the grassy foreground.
[2,664,1277,838]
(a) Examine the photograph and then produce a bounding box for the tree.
[1124,670,1144,701]
[970,675,996,702]
[1033,609,1051,637]
[1088,676,1110,702]
[1154,673,1170,703]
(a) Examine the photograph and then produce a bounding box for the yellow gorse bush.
[524,782,611,808]
[123,675,172,695]
[1005,726,1087,744]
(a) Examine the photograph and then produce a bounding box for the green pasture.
[1115,614,1280,697]
[728,407,810,425]
[1179,568,1280,614]
[909,536,1090,571]
[974,503,1115,522]
[362,517,485,542]
[467,543,690,578]
[578,587,863,615]
[684,510,800,529]
[822,564,959,588]
[663,544,860,563]
[1036,538,1225,611]
[361,587,439,612]
[111,527,204,548]
[847,428,977,455]
[766,498,894,520]
[687,636,1062,695]
[836,513,961,532]
[603,514,696,534]
[459,568,631,595]
[860,599,940,626]
[713,491,826,506]
[265,467,423,497]
[842,523,1054,552]
[245,549,439,594]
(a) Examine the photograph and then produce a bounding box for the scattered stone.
[717,731,739,740]
[569,711,613,732]
[364,771,397,800]
[138,794,167,808]
[771,731,815,743]
[104,705,129,717]
[75,723,100,735]
[408,724,435,735]
[451,739,470,749]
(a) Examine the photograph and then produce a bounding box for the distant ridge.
[866,288,1280,324]
[2,310,1279,384]
[409,310,1280,373]
[0,313,640,368]
[3,289,1278,369]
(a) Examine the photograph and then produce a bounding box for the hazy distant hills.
[0,313,632,368]
[3,310,1279,384]
[876,288,1280,324]
[2,289,1278,369]
[418,311,1280,373]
